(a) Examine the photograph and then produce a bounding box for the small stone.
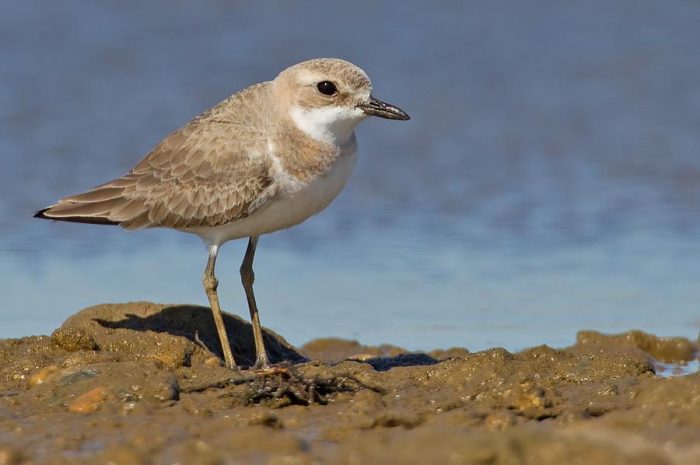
[27,365,60,387]
[204,356,223,367]
[51,326,98,352]
[67,386,117,413]
[0,447,23,465]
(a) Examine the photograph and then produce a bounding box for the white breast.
[189,148,357,246]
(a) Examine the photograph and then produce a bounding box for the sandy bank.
[0,302,698,464]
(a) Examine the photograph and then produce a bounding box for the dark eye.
[316,81,337,96]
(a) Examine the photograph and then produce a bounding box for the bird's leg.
[203,245,237,369]
[240,236,271,370]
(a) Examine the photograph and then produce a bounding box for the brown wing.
[35,120,275,230]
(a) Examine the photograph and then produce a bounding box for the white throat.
[290,105,366,145]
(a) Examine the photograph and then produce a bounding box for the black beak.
[358,95,410,121]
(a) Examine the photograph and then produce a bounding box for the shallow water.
[1,1,699,351]
[655,360,700,378]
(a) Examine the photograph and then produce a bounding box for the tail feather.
[33,179,149,227]
[33,206,120,225]
[61,186,125,204]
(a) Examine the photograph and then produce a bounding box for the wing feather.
[36,82,278,229]
[37,125,276,229]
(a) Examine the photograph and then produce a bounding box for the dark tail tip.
[34,207,52,219]
[33,206,119,225]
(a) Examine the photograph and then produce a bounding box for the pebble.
[67,386,117,413]
[204,356,223,368]
[0,448,22,465]
[27,365,60,387]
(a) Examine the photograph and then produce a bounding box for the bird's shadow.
[362,353,440,372]
[93,305,442,371]
[94,304,307,368]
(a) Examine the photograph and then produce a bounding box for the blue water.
[1,1,699,351]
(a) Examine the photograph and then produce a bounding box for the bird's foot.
[250,357,289,376]
[194,331,239,371]
[254,365,290,376]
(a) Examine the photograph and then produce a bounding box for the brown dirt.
[0,302,698,465]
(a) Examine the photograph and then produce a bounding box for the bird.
[34,58,410,370]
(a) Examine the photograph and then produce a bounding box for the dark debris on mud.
[181,364,384,408]
[242,367,381,407]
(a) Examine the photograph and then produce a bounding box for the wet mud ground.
[0,302,698,464]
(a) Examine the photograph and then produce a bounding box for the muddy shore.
[0,302,698,464]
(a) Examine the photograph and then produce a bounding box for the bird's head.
[274,58,410,145]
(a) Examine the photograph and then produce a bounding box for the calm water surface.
[1,1,699,351]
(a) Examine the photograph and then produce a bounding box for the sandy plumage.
[34,59,384,233]
[35,58,409,370]
[38,82,276,229]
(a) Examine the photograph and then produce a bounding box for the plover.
[35,58,410,370]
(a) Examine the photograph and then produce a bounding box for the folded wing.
[35,120,275,230]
